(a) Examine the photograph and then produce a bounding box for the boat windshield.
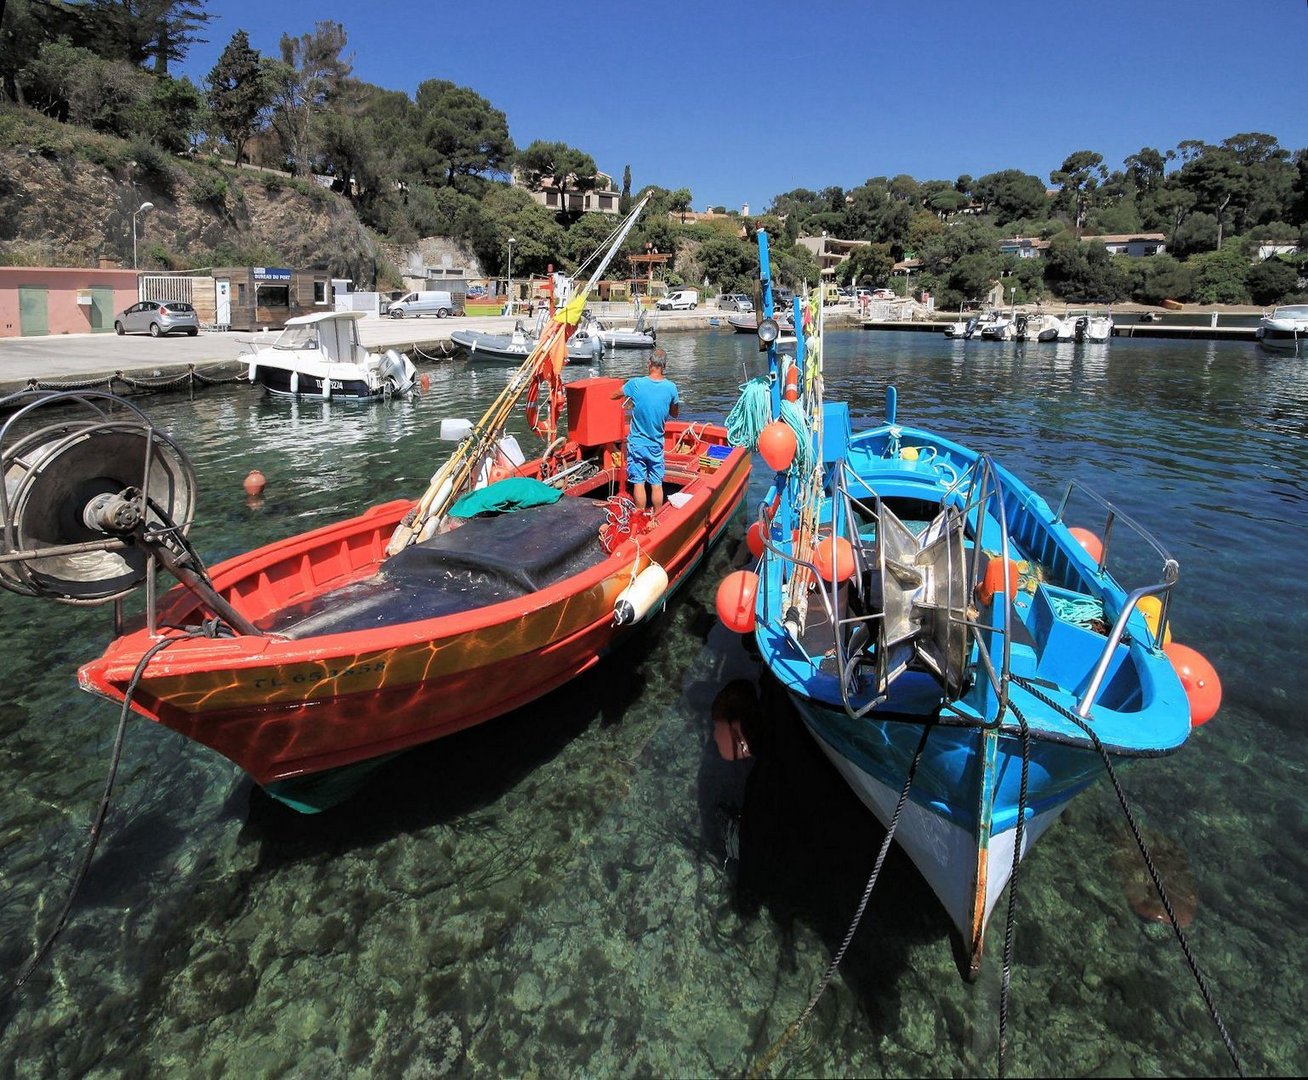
[1272,305,1308,319]
[274,325,321,351]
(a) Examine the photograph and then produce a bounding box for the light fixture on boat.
[756,318,780,345]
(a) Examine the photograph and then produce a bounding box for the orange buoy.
[746,521,767,558]
[418,372,432,393]
[1164,642,1222,727]
[979,556,1021,605]
[243,469,266,496]
[1137,595,1172,645]
[488,464,511,484]
[783,365,799,402]
[715,570,759,633]
[812,535,855,582]
[758,421,797,472]
[1069,526,1103,564]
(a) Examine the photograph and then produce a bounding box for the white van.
[656,289,698,311]
[388,290,455,319]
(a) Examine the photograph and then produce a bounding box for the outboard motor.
[963,316,979,339]
[1014,314,1029,341]
[377,348,416,396]
[1074,316,1089,342]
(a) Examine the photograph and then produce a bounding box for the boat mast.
[386,197,648,554]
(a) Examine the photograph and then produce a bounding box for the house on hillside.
[513,169,621,215]
[999,237,1052,259]
[996,233,1167,258]
[1081,233,1167,257]
[797,235,872,276]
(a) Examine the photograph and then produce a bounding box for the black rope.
[998,705,1032,1079]
[19,366,245,395]
[748,714,937,1079]
[1009,673,1245,1077]
[1,630,204,1001]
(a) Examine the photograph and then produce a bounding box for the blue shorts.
[626,444,665,485]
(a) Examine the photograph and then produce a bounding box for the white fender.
[613,562,669,626]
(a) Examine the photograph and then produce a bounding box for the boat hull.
[754,416,1190,963]
[253,366,382,400]
[795,700,1072,941]
[79,430,749,806]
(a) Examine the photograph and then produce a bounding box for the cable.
[1009,673,1245,1078]
[748,715,937,1079]
[2,630,203,1001]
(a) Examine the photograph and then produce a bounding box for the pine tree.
[205,29,270,166]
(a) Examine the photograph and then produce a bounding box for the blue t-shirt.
[623,375,679,456]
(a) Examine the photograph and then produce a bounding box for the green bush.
[128,139,180,197]
[191,172,229,209]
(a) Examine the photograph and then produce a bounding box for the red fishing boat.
[0,199,749,811]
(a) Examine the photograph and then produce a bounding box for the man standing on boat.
[618,350,679,518]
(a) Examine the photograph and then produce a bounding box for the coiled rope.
[748,715,937,1079]
[1009,673,1245,1077]
[1047,594,1105,628]
[725,376,772,451]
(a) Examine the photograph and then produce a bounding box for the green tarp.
[448,476,563,519]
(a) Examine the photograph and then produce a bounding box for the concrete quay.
[0,306,864,392]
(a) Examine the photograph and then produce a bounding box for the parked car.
[656,289,698,311]
[718,293,753,312]
[114,300,199,337]
[388,290,455,318]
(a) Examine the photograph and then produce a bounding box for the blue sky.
[179,0,1308,210]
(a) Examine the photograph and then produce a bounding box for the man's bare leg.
[632,483,648,511]
[651,483,665,512]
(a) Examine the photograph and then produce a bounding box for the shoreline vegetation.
[0,6,1304,310]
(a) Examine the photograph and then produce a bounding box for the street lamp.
[506,237,515,316]
[132,201,154,269]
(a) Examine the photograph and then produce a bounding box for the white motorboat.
[246,311,417,400]
[451,316,604,364]
[1256,304,1308,352]
[942,301,983,339]
[1014,311,1062,342]
[1059,309,1114,343]
[978,309,1014,340]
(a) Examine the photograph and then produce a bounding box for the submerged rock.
[1110,821,1199,930]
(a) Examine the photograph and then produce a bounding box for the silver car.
[719,293,753,312]
[114,300,200,337]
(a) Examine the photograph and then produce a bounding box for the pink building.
[0,267,141,338]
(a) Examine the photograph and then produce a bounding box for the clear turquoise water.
[0,330,1304,1076]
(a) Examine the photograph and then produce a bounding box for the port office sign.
[254,267,292,282]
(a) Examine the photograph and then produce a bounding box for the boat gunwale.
[81,430,750,676]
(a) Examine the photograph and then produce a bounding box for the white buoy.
[613,563,669,625]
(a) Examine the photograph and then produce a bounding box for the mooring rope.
[1009,673,1246,1077]
[0,622,228,1001]
[998,704,1033,1078]
[19,365,245,395]
[748,715,937,1079]
[410,342,456,362]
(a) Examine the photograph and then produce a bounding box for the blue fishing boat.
[716,232,1220,976]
